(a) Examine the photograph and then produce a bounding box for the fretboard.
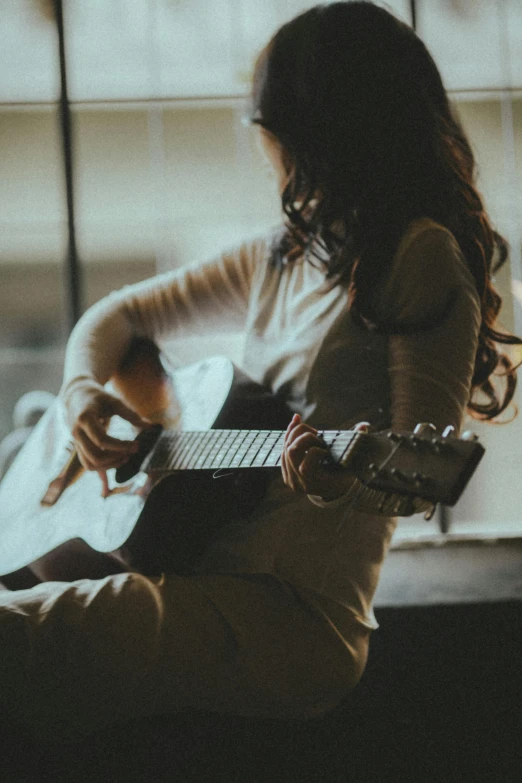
[143,428,359,474]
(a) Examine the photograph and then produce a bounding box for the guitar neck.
[144,428,358,474]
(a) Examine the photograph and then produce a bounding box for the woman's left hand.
[281,413,354,501]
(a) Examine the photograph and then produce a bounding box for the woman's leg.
[29,538,130,582]
[0,571,368,742]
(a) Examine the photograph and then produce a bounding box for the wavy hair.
[252,0,521,421]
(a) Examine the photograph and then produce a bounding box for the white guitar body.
[0,340,485,578]
[0,356,233,575]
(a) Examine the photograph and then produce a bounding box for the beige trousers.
[0,570,369,741]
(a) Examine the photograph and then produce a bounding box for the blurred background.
[1,0,521,541]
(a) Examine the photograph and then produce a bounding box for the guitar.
[0,339,484,577]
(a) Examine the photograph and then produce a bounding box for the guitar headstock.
[330,423,484,506]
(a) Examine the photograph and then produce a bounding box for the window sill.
[375,537,522,607]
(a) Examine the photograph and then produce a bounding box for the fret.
[321,430,340,447]
[163,432,191,469]
[190,431,218,470]
[190,431,216,469]
[228,431,258,468]
[145,427,359,475]
[238,431,271,467]
[218,430,246,469]
[206,430,240,470]
[250,432,283,467]
[169,431,199,470]
[263,433,286,466]
[199,430,241,468]
[179,432,207,470]
[147,432,182,471]
[200,430,231,470]
[328,431,357,462]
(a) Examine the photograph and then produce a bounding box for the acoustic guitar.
[0,339,484,577]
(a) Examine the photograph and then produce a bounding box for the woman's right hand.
[66,383,150,474]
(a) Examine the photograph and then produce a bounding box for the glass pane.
[71,100,281,368]
[71,106,157,335]
[0,107,67,441]
[0,0,59,103]
[158,106,280,262]
[513,98,522,329]
[73,109,156,262]
[65,0,237,101]
[64,0,413,102]
[394,91,522,541]
[0,109,66,275]
[437,98,522,538]
[72,103,279,273]
[417,0,522,92]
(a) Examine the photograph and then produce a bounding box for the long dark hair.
[252,0,521,421]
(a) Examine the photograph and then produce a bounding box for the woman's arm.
[282,223,482,509]
[60,236,265,473]
[62,238,262,393]
[381,224,481,434]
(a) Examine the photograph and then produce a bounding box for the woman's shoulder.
[394,217,462,265]
[179,227,279,286]
[228,225,283,272]
[374,217,481,326]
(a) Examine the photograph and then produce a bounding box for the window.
[398,0,522,542]
[0,1,520,541]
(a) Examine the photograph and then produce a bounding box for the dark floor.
[4,600,521,783]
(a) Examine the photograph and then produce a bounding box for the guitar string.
[151,427,356,473]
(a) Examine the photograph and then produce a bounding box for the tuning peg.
[413,422,437,436]
[430,437,445,454]
[461,430,479,442]
[390,467,407,480]
[442,425,456,438]
[424,504,437,521]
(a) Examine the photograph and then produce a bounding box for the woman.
[0,1,519,739]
